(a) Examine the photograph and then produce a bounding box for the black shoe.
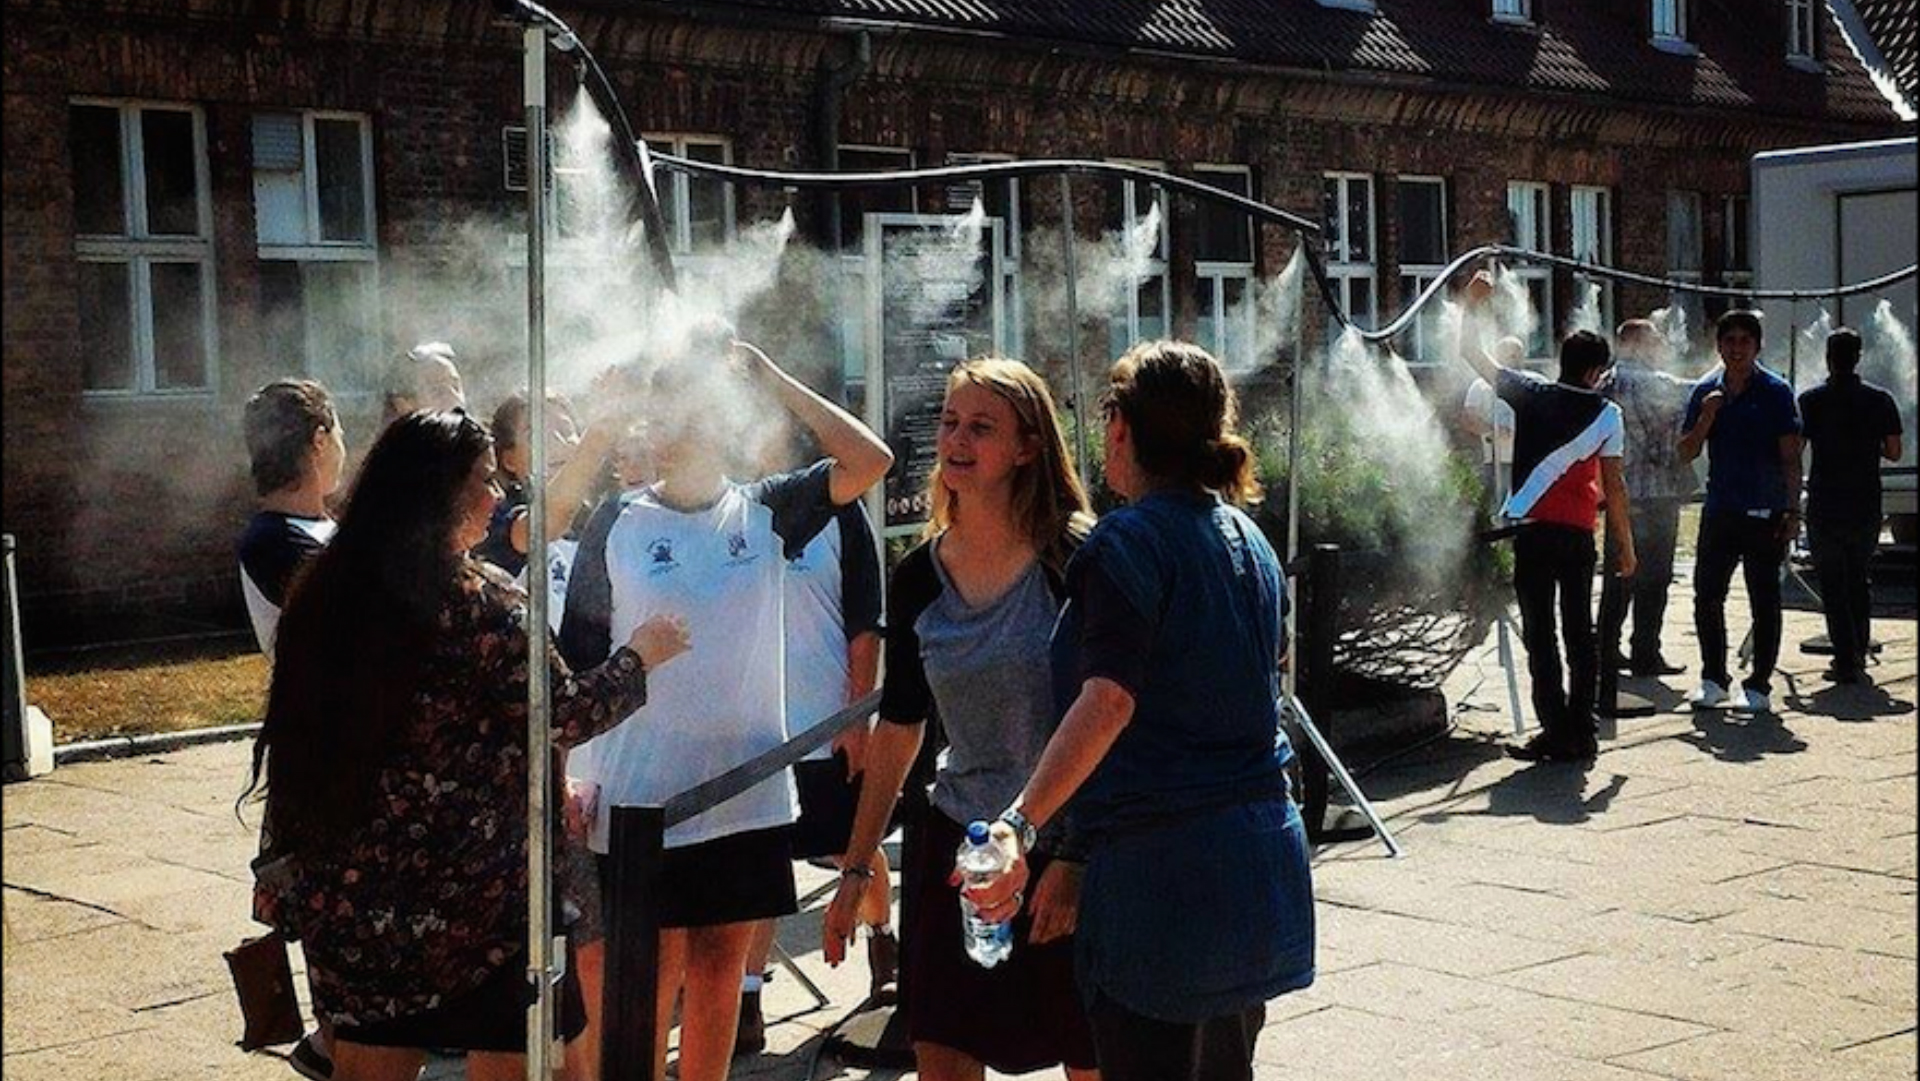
[1630,657,1686,678]
[734,990,766,1058]
[867,926,900,1000]
[1508,734,1598,763]
[288,1035,332,1081]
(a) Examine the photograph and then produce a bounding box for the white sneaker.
[1731,687,1771,715]
[1689,680,1732,710]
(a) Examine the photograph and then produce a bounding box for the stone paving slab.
[4,574,1914,1081]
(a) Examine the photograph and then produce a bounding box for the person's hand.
[1698,389,1726,419]
[1465,270,1496,307]
[727,339,779,384]
[627,614,691,670]
[1774,510,1801,550]
[562,779,599,840]
[831,719,871,780]
[954,823,1029,924]
[1616,546,1638,579]
[821,870,865,967]
[1028,861,1084,944]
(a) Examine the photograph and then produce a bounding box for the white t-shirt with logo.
[562,463,838,850]
[784,503,884,762]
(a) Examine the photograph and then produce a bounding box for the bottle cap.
[966,820,991,845]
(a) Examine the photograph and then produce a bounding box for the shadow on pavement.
[1783,673,1917,722]
[1678,705,1809,763]
[1480,765,1627,826]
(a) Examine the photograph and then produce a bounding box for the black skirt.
[599,826,798,929]
[902,805,1098,1073]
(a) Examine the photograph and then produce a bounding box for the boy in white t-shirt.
[559,334,892,1081]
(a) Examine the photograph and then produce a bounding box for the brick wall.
[0,1,1901,647]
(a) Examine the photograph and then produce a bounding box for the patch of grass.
[26,636,268,745]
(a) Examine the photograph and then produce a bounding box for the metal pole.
[523,23,557,1081]
[1059,172,1091,491]
[1283,247,1305,702]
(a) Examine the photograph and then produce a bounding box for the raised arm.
[733,340,893,506]
[1678,388,1722,463]
[1457,271,1505,387]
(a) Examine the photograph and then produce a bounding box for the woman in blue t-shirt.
[966,340,1316,1081]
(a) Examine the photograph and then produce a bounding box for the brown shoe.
[867,927,900,1000]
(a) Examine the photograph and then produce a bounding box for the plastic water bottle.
[956,820,1014,968]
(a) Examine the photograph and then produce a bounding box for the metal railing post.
[603,804,665,1081]
[1299,543,1341,838]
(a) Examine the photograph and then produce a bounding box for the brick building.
[1,0,1907,647]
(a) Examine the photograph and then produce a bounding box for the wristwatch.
[997,808,1038,856]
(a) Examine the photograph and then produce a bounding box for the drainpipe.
[816,29,873,252]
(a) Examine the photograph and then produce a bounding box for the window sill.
[1651,35,1698,57]
[80,389,221,413]
[1489,13,1535,29]
[1315,0,1375,11]
[1786,54,1823,74]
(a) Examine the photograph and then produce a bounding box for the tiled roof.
[1850,0,1917,103]
[687,0,1899,124]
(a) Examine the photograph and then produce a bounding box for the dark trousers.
[1513,524,1598,743]
[1694,511,1787,694]
[1808,512,1881,675]
[1599,497,1683,669]
[1088,990,1265,1081]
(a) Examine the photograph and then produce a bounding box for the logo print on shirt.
[724,530,758,568]
[648,539,679,576]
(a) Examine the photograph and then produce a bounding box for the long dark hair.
[242,410,492,848]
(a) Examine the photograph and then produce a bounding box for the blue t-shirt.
[1684,365,1802,516]
[1051,489,1314,1021]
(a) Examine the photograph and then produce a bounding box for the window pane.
[315,118,368,243]
[70,106,127,236]
[1221,276,1250,368]
[1323,178,1343,259]
[304,262,379,386]
[254,115,307,246]
[1138,278,1168,340]
[1397,180,1446,265]
[1668,192,1701,272]
[77,262,134,390]
[141,109,200,236]
[1348,277,1374,329]
[684,143,729,249]
[837,147,914,250]
[1726,196,1751,271]
[149,262,209,389]
[1195,171,1252,264]
[1346,179,1372,261]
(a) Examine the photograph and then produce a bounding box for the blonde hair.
[925,357,1093,559]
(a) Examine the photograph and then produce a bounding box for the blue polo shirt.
[1684,365,1801,516]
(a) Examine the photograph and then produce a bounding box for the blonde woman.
[822,358,1099,1081]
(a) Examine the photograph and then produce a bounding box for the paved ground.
[5,569,1915,1081]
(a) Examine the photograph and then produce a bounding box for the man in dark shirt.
[1798,328,1904,683]
[1461,273,1636,763]
[1679,310,1803,715]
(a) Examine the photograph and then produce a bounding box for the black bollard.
[603,804,664,1081]
[1297,544,1338,838]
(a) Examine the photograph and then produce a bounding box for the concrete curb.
[55,722,262,765]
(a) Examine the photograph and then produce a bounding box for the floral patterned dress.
[269,561,649,1027]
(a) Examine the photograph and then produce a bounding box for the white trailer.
[1752,136,1918,544]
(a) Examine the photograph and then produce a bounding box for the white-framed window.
[1192,164,1256,370]
[1786,0,1818,62]
[836,146,916,387]
[1506,180,1554,357]
[1107,159,1173,358]
[947,151,1026,358]
[1491,0,1532,24]
[70,100,217,396]
[1652,0,1692,49]
[1667,190,1704,285]
[253,110,381,390]
[1570,185,1615,334]
[1722,194,1753,294]
[1323,172,1377,334]
[1395,176,1449,364]
[643,134,735,255]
